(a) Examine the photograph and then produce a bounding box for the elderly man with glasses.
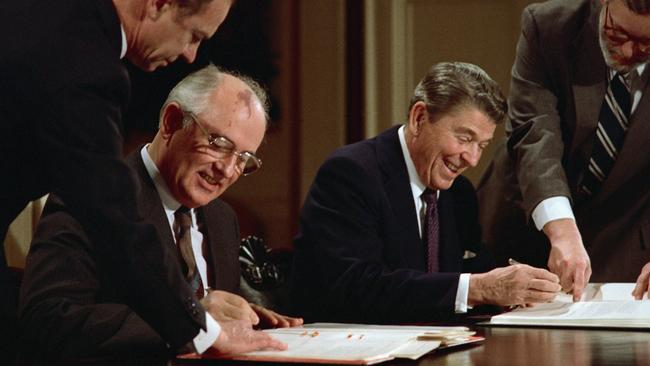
[18,65,300,360]
[478,0,650,301]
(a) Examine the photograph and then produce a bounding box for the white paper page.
[303,322,470,333]
[391,339,441,359]
[544,283,637,303]
[598,283,636,300]
[492,296,650,324]
[242,328,435,362]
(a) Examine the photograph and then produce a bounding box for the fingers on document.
[633,264,650,300]
[253,331,287,351]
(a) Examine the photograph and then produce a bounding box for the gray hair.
[162,64,270,128]
[624,0,650,14]
[408,61,507,124]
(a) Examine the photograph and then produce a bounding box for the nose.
[621,40,635,59]
[215,154,238,180]
[462,145,482,168]
[181,43,199,63]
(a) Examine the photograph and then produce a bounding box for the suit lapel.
[437,190,461,272]
[125,150,179,259]
[598,76,650,200]
[198,204,231,290]
[569,2,608,186]
[376,126,425,270]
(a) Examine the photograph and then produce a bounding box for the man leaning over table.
[19,65,300,359]
[1,0,281,359]
[291,62,562,324]
[477,0,650,301]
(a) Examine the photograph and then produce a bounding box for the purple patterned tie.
[421,189,439,273]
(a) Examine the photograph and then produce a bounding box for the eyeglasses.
[183,111,262,176]
[603,2,650,61]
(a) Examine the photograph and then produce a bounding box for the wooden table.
[16,326,650,366]
[169,325,650,366]
[402,325,650,366]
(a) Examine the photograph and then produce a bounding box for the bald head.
[148,65,268,208]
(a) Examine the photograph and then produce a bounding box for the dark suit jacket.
[291,126,494,323]
[0,0,206,352]
[18,151,241,358]
[477,0,650,280]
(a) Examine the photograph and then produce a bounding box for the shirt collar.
[120,24,127,59]
[140,145,182,214]
[398,125,430,201]
[609,63,646,80]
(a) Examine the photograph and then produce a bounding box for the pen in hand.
[505,258,562,308]
[507,258,523,310]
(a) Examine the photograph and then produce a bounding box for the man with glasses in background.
[18,65,300,360]
[478,0,650,301]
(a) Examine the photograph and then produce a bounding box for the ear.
[160,102,185,139]
[407,101,428,137]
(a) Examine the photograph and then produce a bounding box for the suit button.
[191,309,199,316]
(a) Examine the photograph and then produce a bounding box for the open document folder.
[179,323,483,365]
[488,283,650,329]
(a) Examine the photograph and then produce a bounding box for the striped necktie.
[174,206,204,298]
[421,189,439,273]
[580,72,631,196]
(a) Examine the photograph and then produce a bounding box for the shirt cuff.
[192,313,221,354]
[531,196,575,231]
[455,273,471,313]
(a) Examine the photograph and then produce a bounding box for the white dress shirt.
[140,146,220,353]
[119,25,127,59]
[397,126,471,313]
[531,64,648,230]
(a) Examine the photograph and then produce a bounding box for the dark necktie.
[580,72,631,196]
[174,207,204,298]
[422,189,439,273]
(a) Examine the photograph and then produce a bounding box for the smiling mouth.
[199,172,218,185]
[444,161,460,174]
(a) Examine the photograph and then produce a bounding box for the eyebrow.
[207,129,257,155]
[455,127,493,143]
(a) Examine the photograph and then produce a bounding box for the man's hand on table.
[208,319,287,355]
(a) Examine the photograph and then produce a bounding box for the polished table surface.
[233,326,650,366]
[17,325,650,366]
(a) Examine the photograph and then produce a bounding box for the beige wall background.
[4,0,540,267]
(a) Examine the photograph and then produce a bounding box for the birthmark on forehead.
[236,89,254,119]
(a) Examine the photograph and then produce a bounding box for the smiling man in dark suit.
[0,0,284,359]
[291,62,561,323]
[477,0,650,301]
[18,66,298,359]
